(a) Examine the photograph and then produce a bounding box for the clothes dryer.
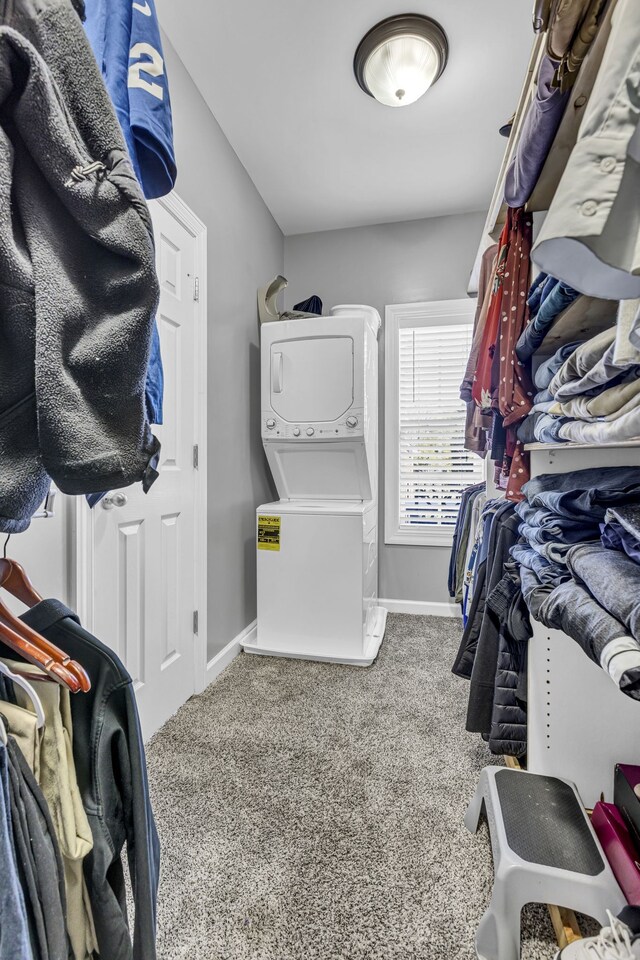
[261,305,380,500]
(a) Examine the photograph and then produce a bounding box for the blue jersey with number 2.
[84,0,177,200]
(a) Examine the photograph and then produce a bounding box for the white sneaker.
[555,912,640,959]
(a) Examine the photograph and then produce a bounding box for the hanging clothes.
[451,497,531,756]
[491,208,535,503]
[19,600,161,960]
[472,222,509,410]
[5,735,70,960]
[497,208,534,428]
[84,0,178,426]
[467,210,535,502]
[0,580,159,960]
[465,505,520,737]
[533,0,640,299]
[83,0,177,200]
[486,562,531,758]
[0,5,161,535]
[448,483,485,599]
[0,738,33,960]
[461,244,497,454]
[452,500,515,680]
[504,55,571,208]
[4,659,98,960]
[461,490,488,624]
[0,701,42,780]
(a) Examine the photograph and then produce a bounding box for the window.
[385,300,484,546]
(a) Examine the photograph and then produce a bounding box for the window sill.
[385,530,454,548]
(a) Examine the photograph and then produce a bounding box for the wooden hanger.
[0,559,91,693]
[0,618,82,692]
[0,559,42,607]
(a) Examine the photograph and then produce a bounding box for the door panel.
[118,518,145,686]
[89,198,199,740]
[160,512,180,667]
[158,312,181,468]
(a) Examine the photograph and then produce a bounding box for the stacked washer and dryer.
[242,304,387,666]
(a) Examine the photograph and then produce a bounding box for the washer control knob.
[306,427,315,436]
[266,418,276,429]
[293,427,301,437]
[346,416,359,428]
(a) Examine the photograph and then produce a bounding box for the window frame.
[384,298,480,547]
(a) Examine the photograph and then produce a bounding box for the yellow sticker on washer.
[257,515,281,551]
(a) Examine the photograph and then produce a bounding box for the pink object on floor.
[592,802,640,905]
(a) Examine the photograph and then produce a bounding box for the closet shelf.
[525,439,640,452]
[533,295,618,356]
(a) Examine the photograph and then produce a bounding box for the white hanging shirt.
[532,0,640,300]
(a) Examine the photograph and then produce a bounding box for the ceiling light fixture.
[354,14,448,108]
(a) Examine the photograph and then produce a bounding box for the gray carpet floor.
[146,614,563,959]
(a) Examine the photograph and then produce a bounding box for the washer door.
[270,336,354,423]
[264,439,372,500]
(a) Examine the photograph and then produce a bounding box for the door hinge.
[193,277,200,302]
[193,444,199,469]
[193,610,199,635]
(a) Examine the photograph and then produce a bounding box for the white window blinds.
[396,319,484,539]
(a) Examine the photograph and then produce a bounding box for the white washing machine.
[261,305,379,500]
[243,500,387,666]
[246,303,387,666]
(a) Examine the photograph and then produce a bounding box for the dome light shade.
[354,15,448,108]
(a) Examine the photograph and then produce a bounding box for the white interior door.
[86,196,204,740]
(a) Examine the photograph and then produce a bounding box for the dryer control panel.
[262,408,365,441]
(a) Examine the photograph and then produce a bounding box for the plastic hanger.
[0,559,91,693]
[0,660,46,729]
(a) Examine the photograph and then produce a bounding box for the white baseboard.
[205,618,256,686]
[379,599,460,618]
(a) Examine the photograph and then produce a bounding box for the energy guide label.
[257,516,281,551]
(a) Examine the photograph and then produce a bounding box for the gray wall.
[284,212,485,604]
[164,37,282,659]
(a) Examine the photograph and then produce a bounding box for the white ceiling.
[156,0,533,236]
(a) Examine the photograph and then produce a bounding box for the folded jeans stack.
[601,504,640,564]
[514,467,640,699]
[515,271,581,362]
[517,338,585,444]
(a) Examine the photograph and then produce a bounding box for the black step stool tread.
[495,769,604,876]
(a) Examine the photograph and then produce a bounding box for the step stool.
[465,766,626,960]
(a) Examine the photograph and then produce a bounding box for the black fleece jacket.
[0,0,159,532]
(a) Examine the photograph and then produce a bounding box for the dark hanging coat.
[486,564,531,757]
